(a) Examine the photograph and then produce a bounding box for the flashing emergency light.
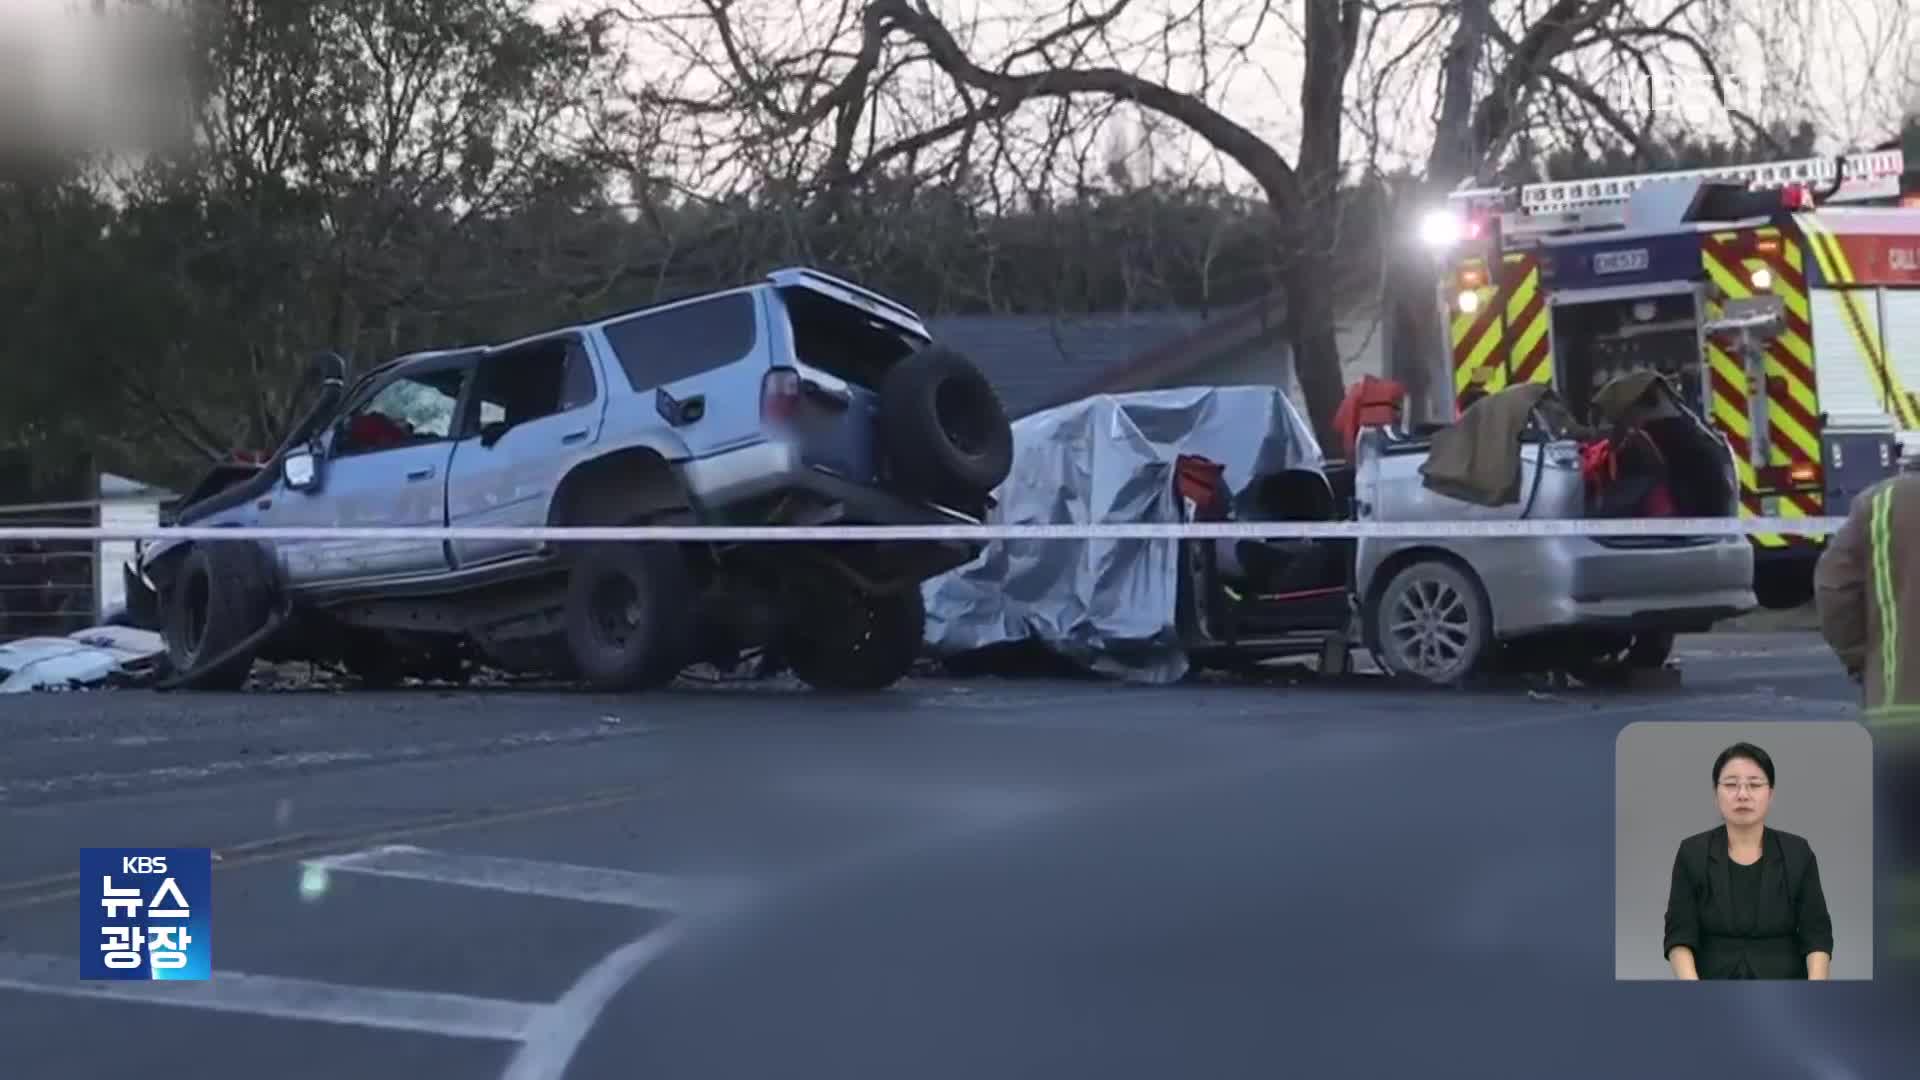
[1788,462,1819,484]
[1420,209,1464,248]
[1779,185,1812,210]
[1457,290,1480,313]
[1750,267,1773,290]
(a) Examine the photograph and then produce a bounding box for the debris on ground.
[0,626,167,693]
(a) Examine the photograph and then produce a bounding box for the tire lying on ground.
[878,344,1014,506]
[783,585,926,692]
[161,541,277,690]
[562,541,695,691]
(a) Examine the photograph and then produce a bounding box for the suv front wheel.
[784,585,925,691]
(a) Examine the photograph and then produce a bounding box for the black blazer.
[1663,825,1835,979]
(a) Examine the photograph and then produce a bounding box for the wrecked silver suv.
[124,268,1014,692]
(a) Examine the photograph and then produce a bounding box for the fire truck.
[1427,149,1920,609]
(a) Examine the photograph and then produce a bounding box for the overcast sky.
[578,0,1920,192]
[10,0,1914,189]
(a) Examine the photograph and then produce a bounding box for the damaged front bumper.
[122,560,163,631]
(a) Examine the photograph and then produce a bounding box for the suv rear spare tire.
[563,542,695,691]
[161,541,276,690]
[879,344,1014,505]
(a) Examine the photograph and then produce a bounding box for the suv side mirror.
[284,447,320,491]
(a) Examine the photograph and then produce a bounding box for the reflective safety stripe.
[1447,252,1546,412]
[1865,703,1920,727]
[1872,485,1899,707]
[1704,227,1822,549]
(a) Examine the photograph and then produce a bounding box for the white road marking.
[1564,692,1838,721]
[774,775,1068,825]
[499,923,691,1080]
[0,951,542,1041]
[301,844,745,912]
[501,712,1594,1079]
[0,722,657,801]
[1675,642,1833,660]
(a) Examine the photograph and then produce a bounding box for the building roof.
[100,473,178,501]
[926,310,1220,417]
[1061,295,1286,399]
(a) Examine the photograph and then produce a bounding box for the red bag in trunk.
[1580,431,1679,516]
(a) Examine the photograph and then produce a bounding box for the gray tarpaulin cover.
[921,386,1324,684]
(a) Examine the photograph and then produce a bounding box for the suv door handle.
[407,466,435,481]
[562,428,589,444]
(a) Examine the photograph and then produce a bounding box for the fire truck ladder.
[1448,149,1907,244]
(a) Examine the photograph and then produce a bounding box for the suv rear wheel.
[563,542,694,690]
[785,586,925,691]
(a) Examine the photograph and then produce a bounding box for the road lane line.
[0,951,543,1041]
[774,775,1068,824]
[499,924,691,1080]
[0,785,660,912]
[0,721,659,802]
[503,718,1596,1080]
[301,845,745,912]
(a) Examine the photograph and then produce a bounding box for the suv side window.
[603,291,758,391]
[334,366,468,457]
[470,339,598,438]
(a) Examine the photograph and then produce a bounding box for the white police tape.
[0,516,1852,543]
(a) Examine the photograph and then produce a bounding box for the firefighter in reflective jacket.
[1812,464,1920,967]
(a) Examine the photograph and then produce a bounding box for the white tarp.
[921,385,1324,683]
[0,626,164,692]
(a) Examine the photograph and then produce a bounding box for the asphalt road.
[0,632,1911,1079]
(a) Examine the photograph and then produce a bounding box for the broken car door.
[281,354,472,587]
[445,334,606,568]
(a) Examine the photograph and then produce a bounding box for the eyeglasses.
[1719,780,1770,794]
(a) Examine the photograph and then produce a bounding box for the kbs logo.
[79,848,212,981]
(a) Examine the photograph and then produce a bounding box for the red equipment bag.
[1175,454,1230,521]
[1580,430,1678,516]
[1333,375,1406,460]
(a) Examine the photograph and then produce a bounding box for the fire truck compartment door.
[1876,289,1920,422]
[1810,288,1892,428]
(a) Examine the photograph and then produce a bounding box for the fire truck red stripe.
[1764,366,1822,456]
[1454,270,1505,360]
[1507,289,1547,381]
[1512,333,1550,385]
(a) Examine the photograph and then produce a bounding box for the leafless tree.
[630,0,1833,441]
[623,0,1366,443]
